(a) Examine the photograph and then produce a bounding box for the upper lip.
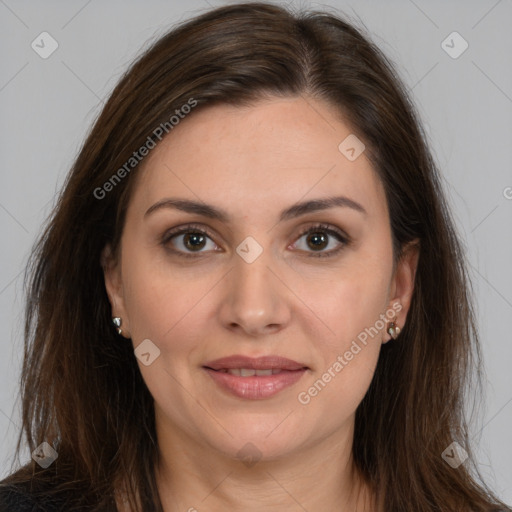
[203,355,308,371]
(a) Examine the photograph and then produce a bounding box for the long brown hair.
[2,3,509,511]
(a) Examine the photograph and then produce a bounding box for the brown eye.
[181,232,208,251]
[292,224,349,258]
[305,231,329,251]
[161,225,220,257]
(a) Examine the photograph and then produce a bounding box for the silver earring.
[112,317,122,335]
[386,319,401,340]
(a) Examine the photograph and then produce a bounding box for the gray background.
[1,0,511,502]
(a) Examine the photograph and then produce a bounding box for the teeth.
[223,368,282,377]
[255,369,273,376]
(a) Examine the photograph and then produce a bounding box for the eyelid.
[160,222,350,258]
[162,222,218,242]
[292,222,350,258]
[160,222,221,258]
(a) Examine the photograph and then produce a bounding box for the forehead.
[127,96,387,222]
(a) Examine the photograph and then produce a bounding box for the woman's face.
[103,96,417,463]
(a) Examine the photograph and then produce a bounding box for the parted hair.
[1,3,509,511]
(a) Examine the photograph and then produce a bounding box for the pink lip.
[203,355,308,400]
[203,355,307,371]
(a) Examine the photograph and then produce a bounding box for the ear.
[383,239,420,343]
[101,243,131,338]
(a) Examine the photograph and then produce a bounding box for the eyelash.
[160,222,350,259]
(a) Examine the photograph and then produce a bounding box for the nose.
[218,247,291,338]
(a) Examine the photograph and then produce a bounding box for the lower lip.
[204,368,307,400]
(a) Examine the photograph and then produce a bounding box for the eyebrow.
[144,195,367,222]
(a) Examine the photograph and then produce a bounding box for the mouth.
[213,368,289,376]
[202,355,309,400]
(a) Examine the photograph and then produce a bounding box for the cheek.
[121,237,214,343]
[313,259,391,349]
[298,259,390,412]
[121,256,211,406]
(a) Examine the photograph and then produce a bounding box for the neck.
[154,421,375,512]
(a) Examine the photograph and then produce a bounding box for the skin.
[102,96,419,512]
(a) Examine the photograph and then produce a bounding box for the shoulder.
[0,481,52,512]
[0,468,69,512]
[0,467,116,512]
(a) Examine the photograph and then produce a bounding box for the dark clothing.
[0,479,111,512]
[0,482,61,511]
